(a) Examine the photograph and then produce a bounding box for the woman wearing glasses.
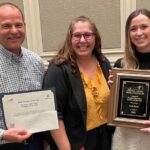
[43,16,114,150]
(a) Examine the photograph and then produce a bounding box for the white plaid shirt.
[0,45,45,144]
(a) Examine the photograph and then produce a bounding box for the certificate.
[1,89,59,133]
[108,68,150,128]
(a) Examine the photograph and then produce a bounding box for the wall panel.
[39,0,120,52]
[137,0,150,10]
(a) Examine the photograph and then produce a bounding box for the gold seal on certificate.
[108,68,150,128]
[1,89,59,133]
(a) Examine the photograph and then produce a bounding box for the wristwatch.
[0,129,5,140]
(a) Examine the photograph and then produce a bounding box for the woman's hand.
[140,121,150,134]
[108,69,113,86]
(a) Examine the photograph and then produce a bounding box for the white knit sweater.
[112,127,150,150]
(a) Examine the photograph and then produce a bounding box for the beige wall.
[0,0,150,65]
[137,0,150,10]
[39,0,120,52]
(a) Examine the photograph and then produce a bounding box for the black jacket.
[43,55,112,150]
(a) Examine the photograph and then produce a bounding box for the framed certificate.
[0,89,59,133]
[108,68,150,128]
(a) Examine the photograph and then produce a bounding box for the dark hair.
[52,16,103,69]
[0,2,24,21]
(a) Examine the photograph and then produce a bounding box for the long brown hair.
[52,16,103,69]
[122,9,150,69]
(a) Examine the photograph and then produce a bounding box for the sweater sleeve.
[114,58,122,68]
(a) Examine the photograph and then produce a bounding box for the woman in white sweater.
[112,8,150,150]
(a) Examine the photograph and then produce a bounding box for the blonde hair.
[122,9,150,69]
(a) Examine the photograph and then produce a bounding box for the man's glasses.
[72,32,95,41]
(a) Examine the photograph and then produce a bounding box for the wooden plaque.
[108,68,150,128]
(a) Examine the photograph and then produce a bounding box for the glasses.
[72,32,94,41]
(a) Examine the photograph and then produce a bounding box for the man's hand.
[2,128,32,142]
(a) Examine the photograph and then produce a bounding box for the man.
[0,2,45,150]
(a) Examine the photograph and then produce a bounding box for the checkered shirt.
[0,45,45,144]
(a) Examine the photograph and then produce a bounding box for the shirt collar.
[0,44,23,60]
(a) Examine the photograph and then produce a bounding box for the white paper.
[2,90,59,133]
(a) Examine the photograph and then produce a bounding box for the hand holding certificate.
[1,89,59,133]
